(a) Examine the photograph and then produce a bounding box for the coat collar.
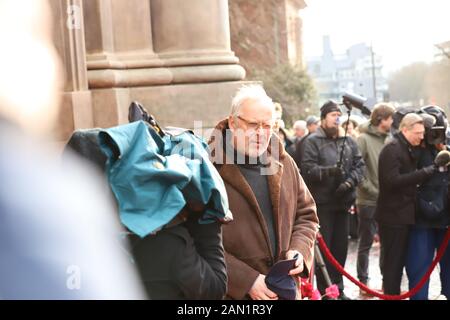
[359,121,388,138]
[217,160,284,259]
[396,131,421,160]
[397,132,412,148]
[209,118,285,259]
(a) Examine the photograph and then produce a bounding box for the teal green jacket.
[99,121,232,238]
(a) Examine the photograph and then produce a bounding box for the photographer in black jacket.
[301,100,365,299]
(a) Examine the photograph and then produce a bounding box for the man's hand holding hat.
[263,251,304,300]
[249,275,278,300]
[286,250,304,275]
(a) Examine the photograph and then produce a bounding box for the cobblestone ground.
[340,238,444,300]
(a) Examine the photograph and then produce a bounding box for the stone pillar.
[50,0,93,141]
[83,0,157,69]
[82,0,158,128]
[151,0,236,62]
[286,0,306,67]
[148,0,245,84]
[83,0,246,129]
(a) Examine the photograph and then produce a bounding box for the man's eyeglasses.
[236,115,274,130]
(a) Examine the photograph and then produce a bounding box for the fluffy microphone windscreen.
[434,150,450,167]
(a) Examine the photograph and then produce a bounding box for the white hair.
[230,84,274,117]
[293,120,307,130]
[400,113,424,130]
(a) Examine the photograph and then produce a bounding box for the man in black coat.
[128,210,228,300]
[376,113,436,295]
[301,101,365,299]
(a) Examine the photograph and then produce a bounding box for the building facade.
[229,0,306,75]
[307,36,388,106]
[50,0,247,143]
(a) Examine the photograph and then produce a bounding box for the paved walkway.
[338,238,444,300]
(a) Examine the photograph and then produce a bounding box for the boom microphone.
[342,92,372,116]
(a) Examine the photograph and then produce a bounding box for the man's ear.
[400,127,407,136]
[228,116,236,132]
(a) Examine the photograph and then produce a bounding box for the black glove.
[336,181,352,195]
[422,164,437,175]
[434,150,450,167]
[323,166,344,179]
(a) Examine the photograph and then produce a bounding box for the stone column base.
[87,64,246,88]
[54,91,93,141]
[91,81,256,130]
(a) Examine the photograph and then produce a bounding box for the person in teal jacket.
[98,120,233,299]
[99,120,232,238]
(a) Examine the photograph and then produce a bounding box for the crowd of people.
[1,1,449,302]
[273,99,450,300]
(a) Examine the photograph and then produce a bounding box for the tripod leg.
[314,240,335,297]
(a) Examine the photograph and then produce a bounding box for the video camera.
[342,92,373,116]
[391,105,448,145]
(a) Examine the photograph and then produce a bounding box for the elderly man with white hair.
[287,120,308,157]
[0,0,144,299]
[293,120,308,139]
[208,85,319,300]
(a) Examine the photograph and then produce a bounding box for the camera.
[419,105,448,145]
[342,92,373,116]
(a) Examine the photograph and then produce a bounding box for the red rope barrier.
[316,228,450,300]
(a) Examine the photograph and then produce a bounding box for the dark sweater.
[238,163,277,256]
[223,133,277,256]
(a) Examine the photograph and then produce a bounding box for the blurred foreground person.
[0,0,144,299]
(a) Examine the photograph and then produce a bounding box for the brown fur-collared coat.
[208,119,319,299]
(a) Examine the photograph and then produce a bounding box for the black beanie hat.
[320,100,341,119]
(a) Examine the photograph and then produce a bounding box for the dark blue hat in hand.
[265,255,298,300]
